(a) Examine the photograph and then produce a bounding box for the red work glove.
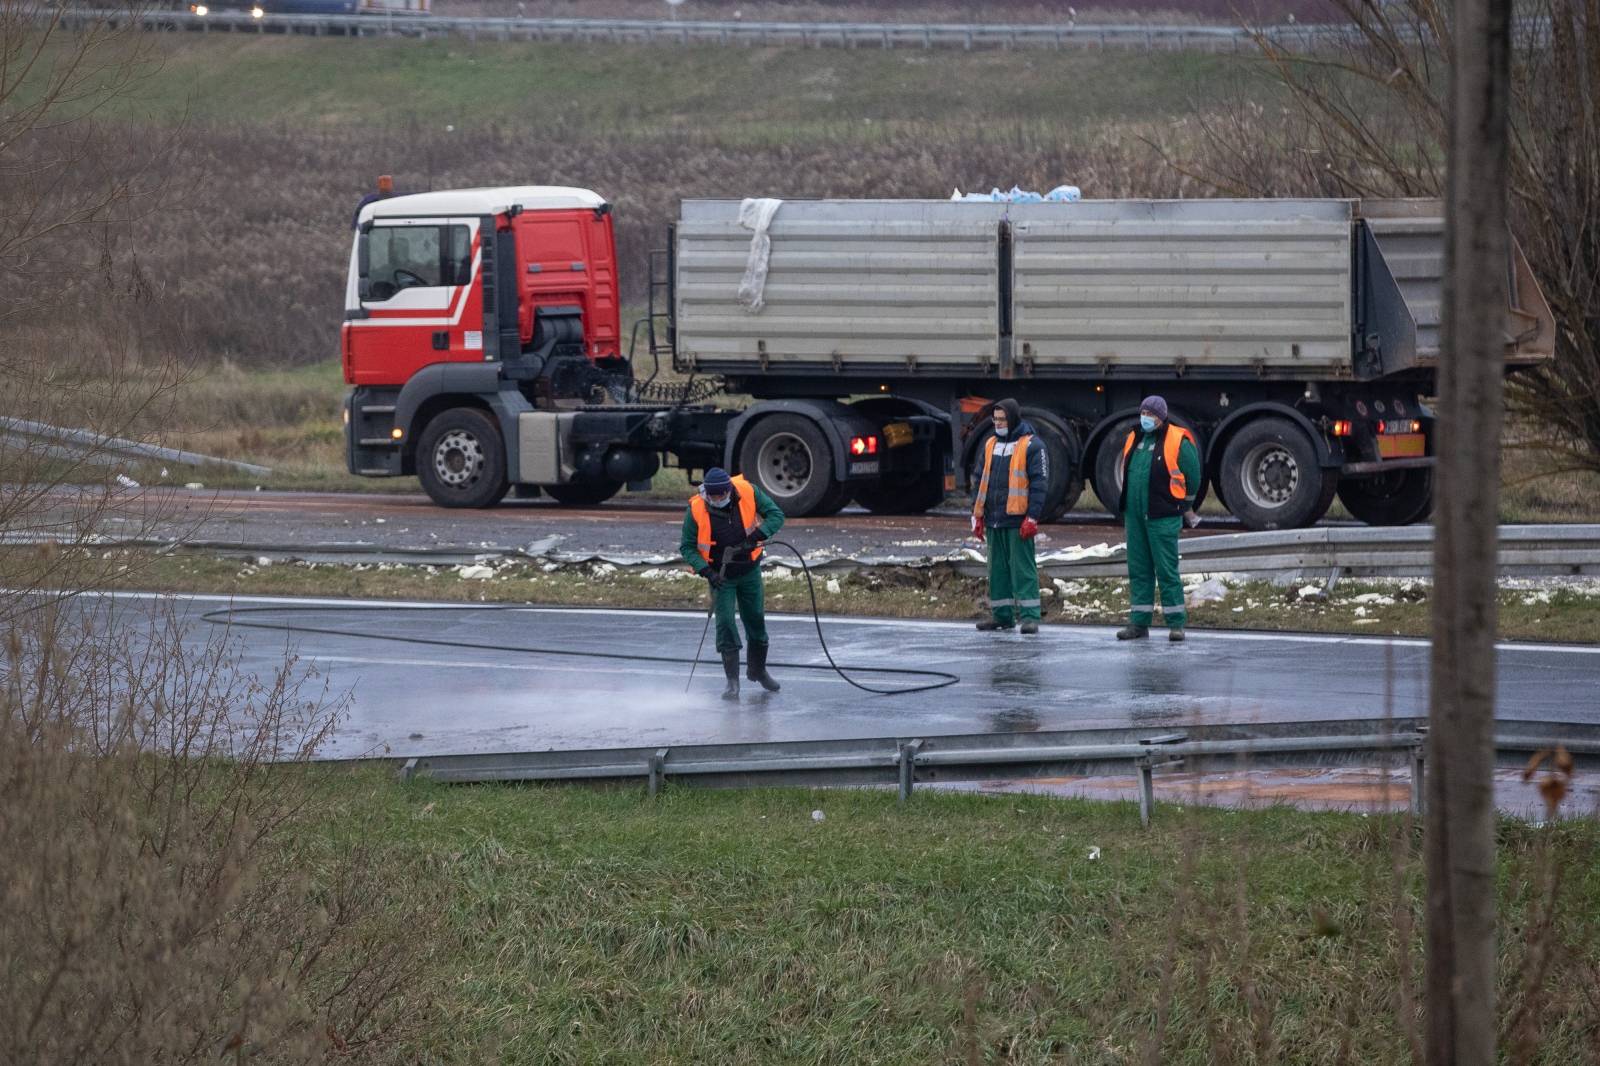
[971,514,984,539]
[1020,517,1039,540]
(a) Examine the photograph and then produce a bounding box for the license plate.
[849,461,880,475]
[883,421,914,448]
[1378,433,1426,458]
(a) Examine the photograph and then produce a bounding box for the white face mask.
[707,493,731,508]
[993,424,1009,438]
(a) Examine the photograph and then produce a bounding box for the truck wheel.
[416,407,509,509]
[738,414,839,517]
[1337,468,1433,526]
[1090,418,1139,516]
[1020,411,1082,522]
[852,471,946,515]
[544,479,623,507]
[1219,417,1331,530]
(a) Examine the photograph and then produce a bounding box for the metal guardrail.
[69,8,1389,52]
[0,417,273,477]
[1035,524,1600,580]
[390,718,1600,826]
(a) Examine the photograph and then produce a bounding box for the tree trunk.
[1425,0,1512,1060]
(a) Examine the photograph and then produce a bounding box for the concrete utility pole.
[1425,0,1513,1057]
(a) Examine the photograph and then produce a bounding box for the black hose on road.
[197,541,959,697]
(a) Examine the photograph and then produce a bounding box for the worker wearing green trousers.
[970,399,1048,634]
[680,467,786,700]
[1117,395,1202,643]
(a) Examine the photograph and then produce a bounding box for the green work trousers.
[1125,512,1185,627]
[713,568,768,653]
[986,526,1041,625]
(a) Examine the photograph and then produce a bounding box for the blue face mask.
[993,425,1009,438]
[705,489,731,508]
[1139,415,1159,433]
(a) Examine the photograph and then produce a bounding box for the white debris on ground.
[825,578,842,594]
[1187,577,1229,604]
[457,564,495,580]
[185,482,204,490]
[115,474,139,489]
[637,567,697,581]
[1040,542,1124,563]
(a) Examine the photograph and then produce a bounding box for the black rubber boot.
[720,649,740,701]
[746,641,781,693]
[976,620,1015,632]
[1020,621,1039,635]
[1116,624,1150,641]
[1169,627,1186,643]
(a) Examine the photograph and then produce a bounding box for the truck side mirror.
[357,232,372,300]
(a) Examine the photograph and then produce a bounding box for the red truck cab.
[344,186,621,387]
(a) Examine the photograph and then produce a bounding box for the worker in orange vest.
[1117,395,1202,642]
[970,399,1047,634]
[679,467,786,700]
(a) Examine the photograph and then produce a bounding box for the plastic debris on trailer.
[950,184,1082,203]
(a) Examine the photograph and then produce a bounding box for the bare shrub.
[0,595,437,1063]
[1159,0,1600,473]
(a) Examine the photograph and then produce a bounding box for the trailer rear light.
[391,428,403,439]
[250,5,264,16]
[191,3,208,12]
[849,435,878,456]
[1376,420,1422,434]
[1331,420,1353,437]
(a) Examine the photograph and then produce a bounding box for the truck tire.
[1091,418,1140,517]
[1219,417,1332,530]
[1337,468,1433,526]
[737,414,840,517]
[544,479,623,507]
[1021,410,1083,522]
[416,407,509,509]
[852,471,946,515]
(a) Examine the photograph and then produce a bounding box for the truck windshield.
[366,224,471,299]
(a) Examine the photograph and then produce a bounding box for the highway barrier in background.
[64,8,1440,53]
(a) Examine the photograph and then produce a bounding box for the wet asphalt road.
[100,591,1600,761]
[29,486,1234,559]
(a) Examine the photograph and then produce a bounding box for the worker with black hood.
[970,399,1048,633]
[679,467,786,700]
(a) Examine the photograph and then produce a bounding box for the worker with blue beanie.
[1117,395,1202,642]
[679,467,786,699]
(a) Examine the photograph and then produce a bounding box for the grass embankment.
[116,37,1238,138]
[303,770,1600,1061]
[34,547,1600,643]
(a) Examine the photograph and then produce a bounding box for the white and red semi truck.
[344,186,1552,529]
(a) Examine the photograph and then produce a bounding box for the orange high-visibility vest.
[1121,423,1198,503]
[972,434,1033,519]
[689,475,763,564]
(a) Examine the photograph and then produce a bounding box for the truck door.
[345,216,483,386]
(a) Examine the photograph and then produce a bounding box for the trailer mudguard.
[1210,402,1339,470]
[724,399,880,483]
[394,362,532,481]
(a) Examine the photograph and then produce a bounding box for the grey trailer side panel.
[674,199,1003,370]
[1009,200,1353,371]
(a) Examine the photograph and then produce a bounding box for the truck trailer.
[343,187,1553,530]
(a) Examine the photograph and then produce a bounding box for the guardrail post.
[898,739,923,803]
[1409,736,1426,816]
[1137,733,1187,827]
[397,756,419,782]
[647,747,669,799]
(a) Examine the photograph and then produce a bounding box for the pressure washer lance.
[683,538,959,697]
[684,550,734,694]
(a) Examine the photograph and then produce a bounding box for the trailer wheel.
[544,479,624,507]
[852,471,946,515]
[416,407,509,509]
[1219,417,1332,530]
[1337,468,1433,526]
[1089,419,1138,517]
[738,414,839,517]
